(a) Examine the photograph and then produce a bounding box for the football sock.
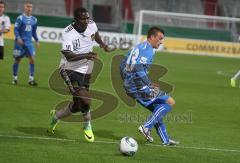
[155,120,169,144]
[143,104,172,129]
[29,63,34,77]
[13,63,19,76]
[50,115,58,125]
[83,111,92,130]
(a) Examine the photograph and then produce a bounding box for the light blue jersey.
[120,41,153,89]
[13,14,38,58]
[120,41,168,106]
[14,14,38,45]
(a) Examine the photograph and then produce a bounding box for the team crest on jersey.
[72,39,81,51]
[91,34,95,41]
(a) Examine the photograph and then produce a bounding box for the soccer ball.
[119,136,138,156]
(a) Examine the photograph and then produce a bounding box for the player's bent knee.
[71,89,91,113]
[167,97,175,106]
[75,88,91,106]
[29,57,35,64]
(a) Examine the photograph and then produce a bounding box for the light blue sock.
[13,62,19,76]
[155,120,169,144]
[29,63,34,77]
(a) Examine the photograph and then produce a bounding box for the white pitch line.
[216,70,233,77]
[0,134,240,153]
[146,143,240,153]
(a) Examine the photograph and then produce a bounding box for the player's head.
[24,1,33,16]
[73,7,90,30]
[0,1,5,16]
[147,26,164,49]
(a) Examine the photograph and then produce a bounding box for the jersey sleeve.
[32,18,39,42]
[5,16,11,30]
[89,20,98,33]
[14,16,22,40]
[61,30,73,51]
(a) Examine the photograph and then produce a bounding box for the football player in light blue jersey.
[120,27,179,146]
[12,1,39,86]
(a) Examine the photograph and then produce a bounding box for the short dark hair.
[74,7,88,20]
[147,26,164,38]
[0,1,5,6]
[24,1,32,5]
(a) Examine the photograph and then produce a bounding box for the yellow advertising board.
[164,37,240,57]
[5,25,240,57]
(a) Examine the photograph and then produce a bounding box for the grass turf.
[0,39,240,163]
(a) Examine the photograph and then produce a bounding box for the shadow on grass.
[15,126,68,139]
[94,129,122,141]
[0,81,50,90]
[94,129,149,145]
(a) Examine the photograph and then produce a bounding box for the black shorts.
[0,46,4,60]
[60,69,91,95]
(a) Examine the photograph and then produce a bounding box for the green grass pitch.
[0,39,240,163]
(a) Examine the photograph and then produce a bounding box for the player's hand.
[36,42,40,48]
[100,44,112,52]
[151,83,159,88]
[17,38,24,45]
[150,83,160,98]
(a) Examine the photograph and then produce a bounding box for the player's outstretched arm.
[95,32,111,52]
[61,50,97,62]
[32,20,39,48]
